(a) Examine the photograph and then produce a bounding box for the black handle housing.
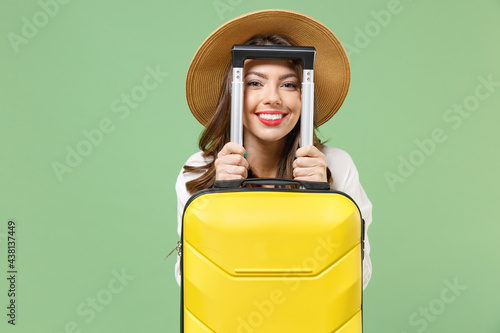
[213,178,330,190]
[231,45,316,70]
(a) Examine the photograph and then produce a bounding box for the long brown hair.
[184,35,332,195]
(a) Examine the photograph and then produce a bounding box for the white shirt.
[174,145,373,289]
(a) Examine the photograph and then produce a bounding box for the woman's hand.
[293,145,328,183]
[215,142,249,180]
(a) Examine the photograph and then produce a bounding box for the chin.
[244,122,294,143]
[256,133,288,143]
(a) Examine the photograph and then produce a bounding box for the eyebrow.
[244,71,298,81]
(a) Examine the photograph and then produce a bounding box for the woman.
[175,9,373,290]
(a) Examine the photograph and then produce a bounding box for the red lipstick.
[255,111,287,126]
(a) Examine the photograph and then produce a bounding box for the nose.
[262,85,281,106]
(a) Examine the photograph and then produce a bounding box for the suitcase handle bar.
[230,45,316,148]
[231,45,316,69]
[213,178,330,190]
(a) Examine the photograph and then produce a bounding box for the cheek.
[243,91,259,110]
[243,93,256,126]
[290,95,302,113]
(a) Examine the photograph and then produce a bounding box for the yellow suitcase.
[181,178,364,332]
[181,45,363,332]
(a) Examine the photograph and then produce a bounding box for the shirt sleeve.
[345,161,373,290]
[174,167,188,286]
[174,152,211,286]
[324,146,373,290]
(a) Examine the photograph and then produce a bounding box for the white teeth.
[257,113,284,120]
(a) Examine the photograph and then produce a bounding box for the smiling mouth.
[255,112,288,126]
[257,113,286,120]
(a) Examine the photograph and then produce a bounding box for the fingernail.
[294,154,297,159]
[244,152,247,158]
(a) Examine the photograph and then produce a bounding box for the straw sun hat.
[185,9,350,127]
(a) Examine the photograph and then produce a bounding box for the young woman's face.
[242,59,301,145]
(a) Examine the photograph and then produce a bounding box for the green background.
[1,0,499,332]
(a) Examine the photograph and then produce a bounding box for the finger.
[218,154,249,168]
[293,157,326,169]
[216,172,246,181]
[293,167,314,178]
[218,166,248,180]
[221,164,247,177]
[215,154,244,167]
[293,168,327,182]
[218,142,246,157]
[296,145,325,159]
[294,174,322,182]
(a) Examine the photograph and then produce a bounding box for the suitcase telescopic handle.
[213,178,330,190]
[230,45,316,147]
[231,45,316,69]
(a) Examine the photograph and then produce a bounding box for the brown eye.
[247,81,262,87]
[282,82,298,89]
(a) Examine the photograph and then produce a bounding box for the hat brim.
[186,9,351,127]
